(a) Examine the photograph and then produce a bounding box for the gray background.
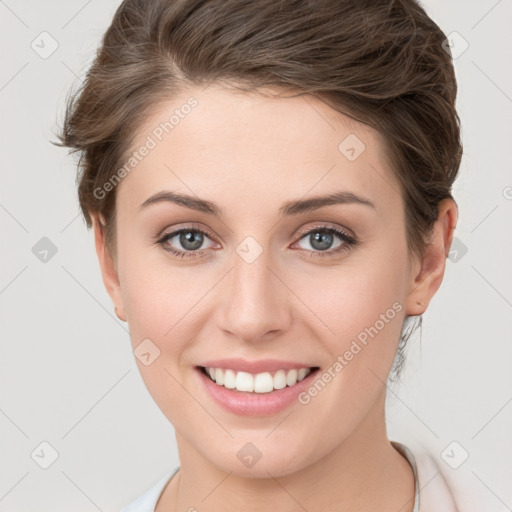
[0,0,511,510]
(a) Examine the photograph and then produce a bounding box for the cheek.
[115,223,196,331]
[305,251,407,332]
[120,260,203,349]
[117,245,224,414]
[117,254,205,417]
[290,240,409,376]
[284,253,408,430]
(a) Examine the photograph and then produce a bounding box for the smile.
[200,366,319,393]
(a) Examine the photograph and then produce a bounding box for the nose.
[214,246,293,343]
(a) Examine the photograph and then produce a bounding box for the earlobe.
[405,198,458,316]
[91,213,127,322]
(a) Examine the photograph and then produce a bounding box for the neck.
[157,390,415,512]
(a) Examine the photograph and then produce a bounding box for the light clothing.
[121,441,458,511]
[392,441,459,512]
[121,466,179,512]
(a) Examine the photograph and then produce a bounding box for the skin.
[92,82,457,511]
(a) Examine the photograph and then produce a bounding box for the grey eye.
[162,229,215,253]
[178,230,205,251]
[298,230,343,252]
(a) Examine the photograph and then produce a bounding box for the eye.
[156,223,357,260]
[157,224,217,258]
[293,225,357,257]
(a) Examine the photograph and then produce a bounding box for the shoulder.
[392,440,460,512]
[121,466,180,512]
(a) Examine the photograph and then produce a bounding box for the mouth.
[197,365,321,394]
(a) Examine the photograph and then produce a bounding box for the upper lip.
[198,358,318,374]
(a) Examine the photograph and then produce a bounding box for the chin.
[203,440,313,479]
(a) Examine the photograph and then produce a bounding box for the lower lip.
[196,367,319,416]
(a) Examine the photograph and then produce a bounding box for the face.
[94,83,443,478]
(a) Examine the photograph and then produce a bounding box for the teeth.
[273,369,287,390]
[204,366,313,393]
[223,369,236,389]
[215,368,224,385]
[236,371,254,392]
[255,372,274,393]
[297,368,307,381]
[286,369,298,386]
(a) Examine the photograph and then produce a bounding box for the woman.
[58,0,462,510]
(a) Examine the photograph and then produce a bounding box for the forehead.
[118,83,402,218]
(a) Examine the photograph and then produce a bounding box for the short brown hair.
[57,0,462,375]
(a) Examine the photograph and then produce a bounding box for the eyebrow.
[139,190,375,217]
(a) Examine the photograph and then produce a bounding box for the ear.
[91,213,127,322]
[405,198,458,316]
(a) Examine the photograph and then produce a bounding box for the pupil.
[180,231,203,250]
[310,231,333,251]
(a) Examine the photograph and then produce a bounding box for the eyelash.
[156,223,357,260]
